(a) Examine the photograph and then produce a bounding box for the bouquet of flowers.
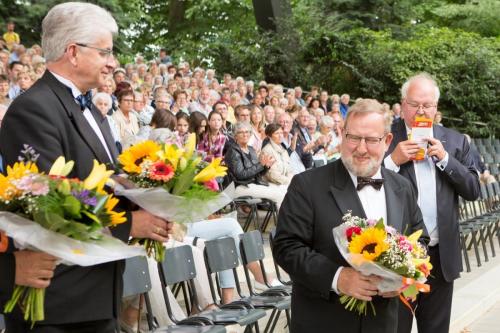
[115,133,233,262]
[332,212,432,316]
[0,156,145,326]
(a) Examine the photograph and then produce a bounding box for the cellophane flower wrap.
[332,212,432,316]
[0,156,145,327]
[115,133,234,262]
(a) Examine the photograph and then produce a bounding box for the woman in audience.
[131,108,177,146]
[189,111,208,144]
[260,124,293,185]
[175,111,191,145]
[113,89,140,146]
[0,75,11,111]
[225,122,287,209]
[197,110,227,161]
[248,105,265,153]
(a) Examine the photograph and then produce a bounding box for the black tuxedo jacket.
[0,71,132,324]
[386,119,480,281]
[273,159,427,333]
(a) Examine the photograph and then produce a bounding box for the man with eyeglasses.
[273,98,427,333]
[384,73,479,333]
[0,3,172,332]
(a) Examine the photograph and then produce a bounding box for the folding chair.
[123,256,225,333]
[258,199,279,233]
[239,230,292,295]
[204,237,291,333]
[157,245,265,332]
[268,228,292,286]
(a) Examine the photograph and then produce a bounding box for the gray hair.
[401,72,440,103]
[42,2,118,62]
[344,98,393,134]
[319,115,333,127]
[92,92,112,106]
[234,121,252,134]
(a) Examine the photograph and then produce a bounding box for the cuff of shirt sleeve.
[331,266,344,295]
[436,152,449,171]
[383,154,400,173]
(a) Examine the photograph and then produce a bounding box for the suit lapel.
[381,168,404,232]
[329,160,367,219]
[90,106,118,163]
[394,119,418,192]
[44,72,113,165]
[432,124,448,197]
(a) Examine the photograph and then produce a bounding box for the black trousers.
[397,245,454,333]
[5,318,117,333]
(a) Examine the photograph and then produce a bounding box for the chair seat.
[198,308,266,326]
[242,295,291,310]
[153,325,226,333]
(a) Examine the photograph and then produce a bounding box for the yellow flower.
[159,144,183,170]
[193,158,227,183]
[48,156,74,177]
[118,141,160,173]
[105,196,127,226]
[348,228,389,261]
[6,161,38,179]
[0,174,15,200]
[83,160,114,190]
[0,161,39,200]
[183,133,196,159]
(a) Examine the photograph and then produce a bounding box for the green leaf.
[62,196,82,218]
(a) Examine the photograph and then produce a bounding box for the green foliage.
[302,27,499,136]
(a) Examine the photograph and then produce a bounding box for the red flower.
[346,226,362,242]
[149,161,174,182]
[204,178,219,192]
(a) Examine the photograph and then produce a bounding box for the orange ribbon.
[0,231,8,253]
[399,277,431,315]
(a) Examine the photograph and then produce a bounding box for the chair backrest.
[0,314,4,330]
[160,245,197,285]
[240,230,265,263]
[204,237,239,273]
[122,256,152,298]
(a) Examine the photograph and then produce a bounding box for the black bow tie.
[357,177,384,191]
[76,91,93,111]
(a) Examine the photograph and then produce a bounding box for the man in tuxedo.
[273,99,428,333]
[383,73,480,333]
[0,3,172,332]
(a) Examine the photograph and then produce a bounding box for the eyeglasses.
[121,98,134,102]
[405,100,436,111]
[75,43,113,59]
[236,130,251,135]
[345,133,385,146]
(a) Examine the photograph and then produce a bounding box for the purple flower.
[72,189,98,206]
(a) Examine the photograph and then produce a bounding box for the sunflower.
[348,228,389,261]
[6,161,39,179]
[0,161,39,200]
[118,141,160,174]
[0,174,15,201]
[104,196,127,226]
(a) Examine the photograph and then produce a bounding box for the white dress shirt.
[50,71,114,163]
[331,166,387,294]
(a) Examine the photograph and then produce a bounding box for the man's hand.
[425,137,446,162]
[390,140,421,166]
[337,268,380,301]
[130,210,173,242]
[14,251,58,288]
